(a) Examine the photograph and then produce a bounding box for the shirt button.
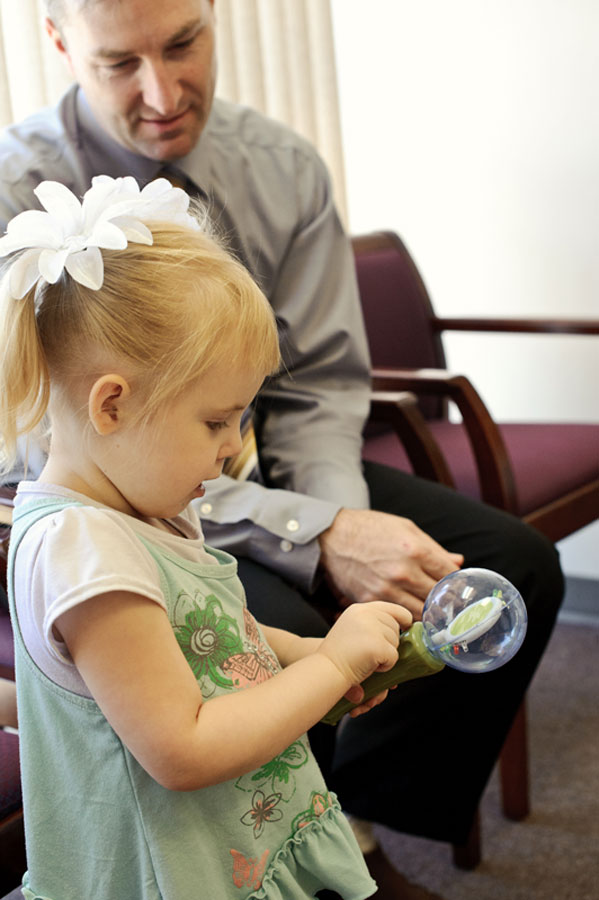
[200,502,213,515]
[280,539,293,553]
[286,519,300,533]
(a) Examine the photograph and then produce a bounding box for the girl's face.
[95,359,265,521]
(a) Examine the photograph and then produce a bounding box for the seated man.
[0,0,563,894]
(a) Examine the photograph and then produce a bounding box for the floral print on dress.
[236,740,310,803]
[240,790,284,838]
[242,607,275,651]
[174,595,243,693]
[222,608,280,688]
[290,790,336,834]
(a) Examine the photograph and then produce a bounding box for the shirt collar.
[171,120,214,199]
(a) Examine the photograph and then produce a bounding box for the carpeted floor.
[2,582,597,900]
[374,606,599,899]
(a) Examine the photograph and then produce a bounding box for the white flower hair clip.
[0,175,199,300]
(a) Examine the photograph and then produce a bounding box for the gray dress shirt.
[0,86,372,591]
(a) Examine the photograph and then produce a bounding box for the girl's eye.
[206,421,229,432]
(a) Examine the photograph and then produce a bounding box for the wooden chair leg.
[452,808,481,869]
[499,699,530,820]
[452,699,529,869]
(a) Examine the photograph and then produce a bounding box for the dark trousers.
[238,461,563,844]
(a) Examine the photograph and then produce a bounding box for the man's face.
[48,0,217,161]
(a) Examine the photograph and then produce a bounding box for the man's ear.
[45,17,75,75]
[88,375,131,436]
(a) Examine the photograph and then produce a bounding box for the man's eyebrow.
[92,19,203,60]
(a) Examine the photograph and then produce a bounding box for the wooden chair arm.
[371,367,519,513]
[432,317,599,336]
[369,390,456,489]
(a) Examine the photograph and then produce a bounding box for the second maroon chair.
[352,230,599,866]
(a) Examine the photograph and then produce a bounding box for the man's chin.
[135,136,195,163]
[129,121,204,163]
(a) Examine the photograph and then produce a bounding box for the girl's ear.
[88,375,131,436]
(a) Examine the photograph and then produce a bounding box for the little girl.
[0,176,411,900]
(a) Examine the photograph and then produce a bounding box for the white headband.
[0,175,199,300]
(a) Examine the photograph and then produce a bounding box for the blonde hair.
[0,218,281,474]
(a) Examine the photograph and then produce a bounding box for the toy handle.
[321,622,445,726]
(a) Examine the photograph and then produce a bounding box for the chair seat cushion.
[362,421,599,516]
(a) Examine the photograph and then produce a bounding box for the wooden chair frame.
[354,230,599,867]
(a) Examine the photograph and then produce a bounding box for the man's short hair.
[45,0,97,28]
[45,1,68,24]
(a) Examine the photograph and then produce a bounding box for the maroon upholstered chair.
[0,501,13,681]
[353,230,599,867]
[0,493,24,897]
[0,626,23,898]
[0,610,13,683]
[355,231,599,538]
[0,491,15,684]
[0,730,24,898]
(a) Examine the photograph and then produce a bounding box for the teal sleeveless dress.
[8,497,376,900]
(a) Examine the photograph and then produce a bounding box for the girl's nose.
[223,427,243,460]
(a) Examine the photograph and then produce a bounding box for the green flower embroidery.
[290,791,335,834]
[236,740,310,802]
[175,595,243,689]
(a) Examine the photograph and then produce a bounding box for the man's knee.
[478,514,564,615]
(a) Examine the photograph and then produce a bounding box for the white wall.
[331,0,599,577]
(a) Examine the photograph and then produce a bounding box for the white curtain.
[0,0,347,220]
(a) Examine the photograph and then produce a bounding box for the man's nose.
[139,60,183,117]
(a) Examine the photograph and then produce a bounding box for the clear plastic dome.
[421,567,528,672]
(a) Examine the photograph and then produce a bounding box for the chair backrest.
[352,231,446,419]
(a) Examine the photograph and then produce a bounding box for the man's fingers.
[344,684,365,704]
[319,507,465,611]
[348,689,390,718]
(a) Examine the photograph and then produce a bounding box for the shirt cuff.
[197,495,341,594]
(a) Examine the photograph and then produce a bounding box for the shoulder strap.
[7,496,83,626]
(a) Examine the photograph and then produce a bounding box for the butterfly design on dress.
[221,608,280,688]
[230,848,270,890]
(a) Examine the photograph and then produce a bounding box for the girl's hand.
[317,601,412,688]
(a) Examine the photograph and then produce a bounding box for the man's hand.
[318,508,464,619]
